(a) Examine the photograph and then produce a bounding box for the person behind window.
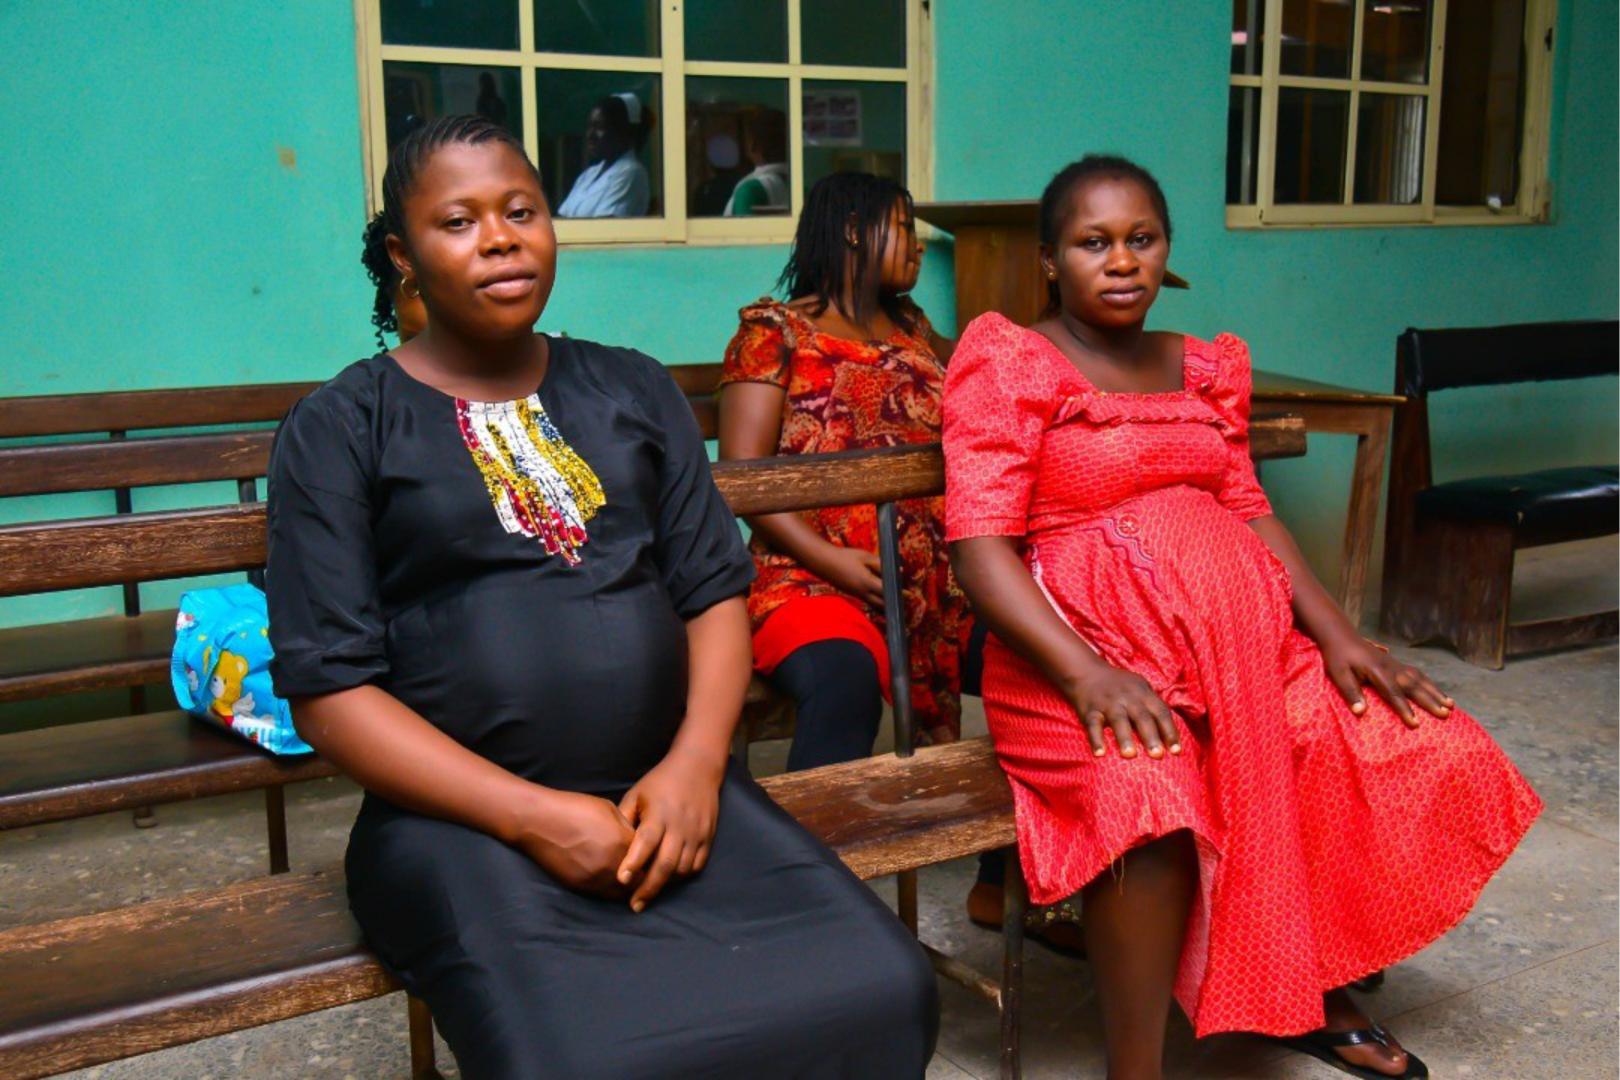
[718,171,966,770]
[693,133,748,216]
[724,107,789,216]
[944,155,1541,1080]
[269,117,937,1078]
[475,71,508,128]
[555,92,651,218]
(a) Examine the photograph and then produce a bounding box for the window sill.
[1225,205,1549,230]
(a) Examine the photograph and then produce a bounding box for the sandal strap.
[1308,1025,1393,1049]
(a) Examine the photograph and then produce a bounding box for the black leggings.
[770,638,884,773]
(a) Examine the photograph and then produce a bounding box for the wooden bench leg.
[999,849,1026,1080]
[264,785,289,875]
[1440,522,1515,669]
[897,869,919,935]
[408,994,443,1080]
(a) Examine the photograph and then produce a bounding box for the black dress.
[265,339,937,1080]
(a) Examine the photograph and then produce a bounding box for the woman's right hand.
[813,544,886,608]
[513,789,637,899]
[1063,665,1181,760]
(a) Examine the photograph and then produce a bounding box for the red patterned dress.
[721,297,970,744]
[942,313,1541,1038]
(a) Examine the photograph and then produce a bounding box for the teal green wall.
[1,0,1615,632]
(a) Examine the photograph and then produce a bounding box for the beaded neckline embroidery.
[455,394,605,566]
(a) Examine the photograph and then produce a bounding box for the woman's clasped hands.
[510,745,725,912]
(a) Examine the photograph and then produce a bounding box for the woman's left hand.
[1320,633,1454,728]
[615,746,726,912]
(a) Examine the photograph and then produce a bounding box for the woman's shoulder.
[957,311,1041,353]
[552,334,668,389]
[1181,331,1253,384]
[282,354,391,433]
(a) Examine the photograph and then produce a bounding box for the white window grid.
[354,0,934,246]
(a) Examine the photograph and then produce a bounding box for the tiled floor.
[7,539,1614,1079]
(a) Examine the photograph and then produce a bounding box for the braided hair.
[777,171,916,333]
[380,114,538,245]
[360,211,398,349]
[1039,155,1173,314]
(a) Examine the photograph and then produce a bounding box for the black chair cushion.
[1417,465,1619,536]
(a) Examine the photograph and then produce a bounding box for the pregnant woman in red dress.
[943,156,1540,1080]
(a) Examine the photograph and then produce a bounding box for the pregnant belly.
[1027,487,1294,702]
[383,579,688,792]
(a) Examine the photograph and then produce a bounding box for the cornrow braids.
[776,171,916,334]
[380,113,538,244]
[360,211,398,350]
[1039,155,1173,313]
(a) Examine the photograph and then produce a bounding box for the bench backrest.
[0,432,275,499]
[1396,320,1618,397]
[0,444,945,598]
[0,384,319,440]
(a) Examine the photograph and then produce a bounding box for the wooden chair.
[1380,321,1619,668]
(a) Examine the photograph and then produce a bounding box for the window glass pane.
[537,71,662,219]
[803,0,906,68]
[685,1,787,63]
[1354,92,1427,203]
[1280,0,1352,78]
[1361,0,1432,83]
[381,0,518,50]
[1231,0,1266,75]
[1227,87,1261,204]
[1273,88,1349,203]
[534,0,660,57]
[1436,0,1526,206]
[383,62,523,151]
[686,77,790,218]
[803,80,906,192]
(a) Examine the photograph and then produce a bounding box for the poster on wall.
[803,90,862,147]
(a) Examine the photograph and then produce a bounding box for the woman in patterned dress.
[943,156,1540,1080]
[267,117,936,1079]
[719,172,969,764]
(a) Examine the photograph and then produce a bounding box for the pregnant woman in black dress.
[266,115,936,1080]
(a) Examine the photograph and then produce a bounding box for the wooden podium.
[914,200,1188,330]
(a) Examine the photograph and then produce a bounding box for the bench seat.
[0,711,336,830]
[0,609,178,704]
[0,737,1013,1080]
[1416,465,1618,541]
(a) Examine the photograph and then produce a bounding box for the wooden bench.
[0,738,1015,1080]
[1380,320,1618,668]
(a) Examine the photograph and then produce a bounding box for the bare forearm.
[1247,514,1358,645]
[291,686,555,845]
[743,510,846,572]
[667,596,751,774]
[950,536,1107,694]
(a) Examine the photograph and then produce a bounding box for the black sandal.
[1275,1024,1428,1079]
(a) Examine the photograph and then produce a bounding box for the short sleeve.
[1208,334,1275,521]
[265,394,390,697]
[719,301,793,389]
[942,314,1056,541]
[642,360,756,617]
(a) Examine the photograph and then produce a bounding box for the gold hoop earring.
[401,277,420,300]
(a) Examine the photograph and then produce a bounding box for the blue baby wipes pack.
[171,584,312,756]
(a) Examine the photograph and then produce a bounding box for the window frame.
[353,0,933,246]
[1227,0,1557,229]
